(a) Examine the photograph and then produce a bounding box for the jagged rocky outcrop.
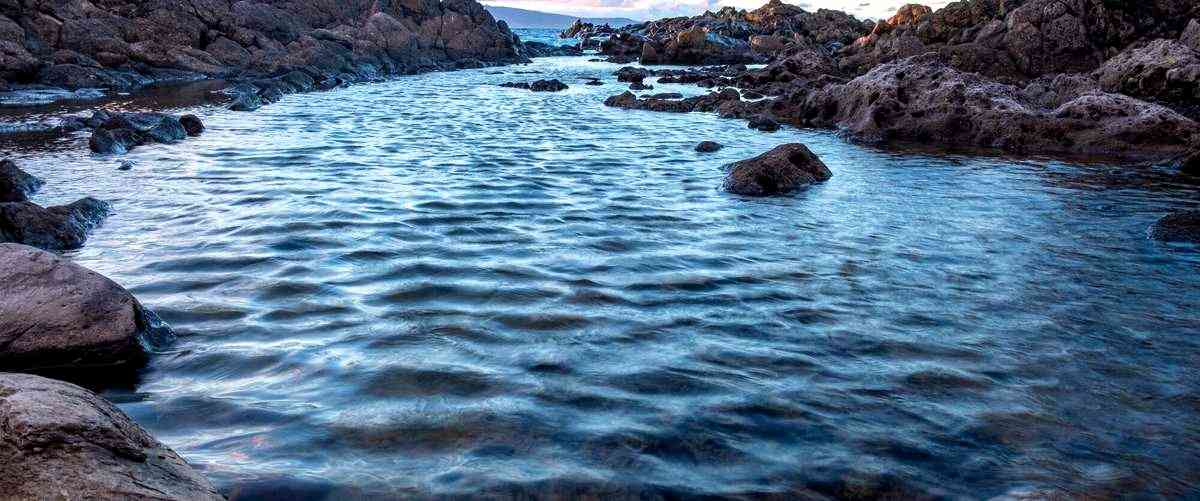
[0,372,221,500]
[0,0,527,92]
[841,0,1200,81]
[1149,210,1200,242]
[595,0,868,65]
[0,243,165,373]
[0,159,42,202]
[723,143,831,196]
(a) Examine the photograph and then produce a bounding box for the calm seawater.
[3,46,1200,499]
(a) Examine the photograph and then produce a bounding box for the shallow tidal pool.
[3,56,1199,499]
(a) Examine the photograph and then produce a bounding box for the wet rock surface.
[501,79,568,92]
[0,159,42,203]
[0,372,222,500]
[0,243,153,372]
[1149,210,1200,242]
[695,141,723,153]
[88,112,205,155]
[723,143,832,196]
[0,198,110,251]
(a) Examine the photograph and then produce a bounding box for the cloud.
[481,0,954,21]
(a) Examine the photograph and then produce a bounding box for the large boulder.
[0,198,110,250]
[1094,39,1200,109]
[0,159,43,203]
[0,244,154,372]
[1149,210,1200,242]
[0,373,222,500]
[723,143,832,196]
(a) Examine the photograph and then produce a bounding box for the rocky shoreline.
[2,0,1200,497]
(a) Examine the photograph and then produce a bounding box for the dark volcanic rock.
[748,115,780,132]
[229,91,264,112]
[0,373,222,500]
[0,0,526,93]
[629,82,653,91]
[88,128,142,155]
[0,198,110,251]
[1149,210,1200,242]
[647,92,683,99]
[0,160,43,203]
[696,141,723,153]
[1094,38,1200,113]
[522,41,583,58]
[530,79,569,92]
[180,114,205,136]
[723,143,831,196]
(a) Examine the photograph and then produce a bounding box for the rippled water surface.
[4,55,1200,499]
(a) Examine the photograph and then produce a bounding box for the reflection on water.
[3,55,1199,499]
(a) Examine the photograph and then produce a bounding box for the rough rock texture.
[723,143,831,196]
[605,0,868,65]
[522,41,582,58]
[0,243,153,372]
[500,79,568,92]
[773,53,1199,160]
[841,0,1200,81]
[0,373,222,500]
[1148,210,1200,242]
[0,0,526,91]
[1094,38,1200,114]
[0,159,42,203]
[0,198,110,250]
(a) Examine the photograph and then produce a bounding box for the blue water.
[3,55,1199,499]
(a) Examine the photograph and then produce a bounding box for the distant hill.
[485,6,637,29]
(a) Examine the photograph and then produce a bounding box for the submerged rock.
[0,159,43,203]
[88,112,203,155]
[180,114,205,136]
[0,373,222,500]
[723,143,831,196]
[88,128,142,155]
[696,141,723,153]
[1149,210,1200,243]
[748,115,780,132]
[0,198,110,251]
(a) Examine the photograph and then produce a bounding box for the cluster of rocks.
[499,79,569,92]
[85,111,205,154]
[563,0,868,65]
[0,244,220,499]
[561,20,621,51]
[1,161,218,496]
[601,0,1200,169]
[0,159,109,250]
[0,0,527,94]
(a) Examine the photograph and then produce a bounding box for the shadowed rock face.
[1149,210,1200,242]
[0,0,526,90]
[0,159,42,203]
[723,143,831,196]
[0,198,110,250]
[0,244,151,372]
[0,373,222,500]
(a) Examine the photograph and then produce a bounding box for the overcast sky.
[482,0,954,21]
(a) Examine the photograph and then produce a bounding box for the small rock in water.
[748,115,780,132]
[630,82,653,91]
[583,78,603,86]
[647,92,683,99]
[118,161,134,171]
[229,91,262,111]
[144,116,187,144]
[0,159,44,203]
[696,141,723,153]
[180,114,205,136]
[1149,210,1200,243]
[530,79,568,92]
[89,127,142,155]
[723,143,832,196]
